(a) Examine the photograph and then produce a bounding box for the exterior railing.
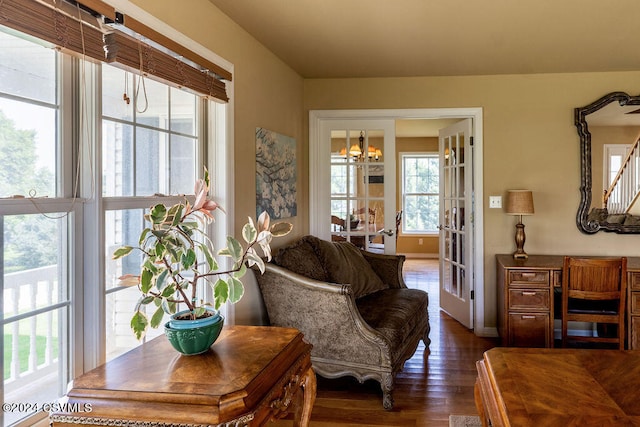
[3,265,59,394]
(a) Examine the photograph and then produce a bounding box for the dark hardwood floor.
[275,259,499,427]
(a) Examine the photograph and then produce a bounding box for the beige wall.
[304,73,640,331]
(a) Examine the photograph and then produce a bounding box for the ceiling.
[208,0,640,79]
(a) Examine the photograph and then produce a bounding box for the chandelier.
[339,131,382,161]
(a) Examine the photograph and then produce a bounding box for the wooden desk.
[475,347,640,427]
[50,326,316,427]
[497,254,640,349]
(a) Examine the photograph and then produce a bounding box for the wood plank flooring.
[274,259,499,427]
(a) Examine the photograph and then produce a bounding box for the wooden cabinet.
[497,254,640,349]
[497,255,559,347]
[630,272,640,349]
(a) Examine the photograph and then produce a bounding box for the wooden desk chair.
[561,256,627,350]
[353,206,376,227]
[395,210,402,241]
[330,215,346,242]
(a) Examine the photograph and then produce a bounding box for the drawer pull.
[521,273,537,278]
[521,291,537,296]
[521,315,536,319]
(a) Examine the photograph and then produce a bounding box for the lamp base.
[513,251,528,259]
[513,221,528,259]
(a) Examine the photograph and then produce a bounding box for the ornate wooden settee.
[253,235,430,409]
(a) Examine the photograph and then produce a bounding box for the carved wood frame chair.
[561,256,627,350]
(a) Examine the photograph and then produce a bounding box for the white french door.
[314,119,397,254]
[439,119,474,329]
[309,108,488,337]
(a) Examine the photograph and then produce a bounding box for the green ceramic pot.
[164,315,224,355]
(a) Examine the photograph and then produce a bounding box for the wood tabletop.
[52,326,315,426]
[476,347,640,426]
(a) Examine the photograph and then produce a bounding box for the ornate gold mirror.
[575,91,640,234]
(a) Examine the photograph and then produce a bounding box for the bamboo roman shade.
[0,0,231,102]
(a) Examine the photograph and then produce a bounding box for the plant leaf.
[200,243,218,271]
[155,269,169,291]
[213,278,229,310]
[149,204,168,225]
[150,306,165,328]
[181,248,197,269]
[234,263,247,278]
[140,268,153,294]
[246,251,266,273]
[228,277,244,303]
[161,284,176,298]
[271,222,293,237]
[161,299,177,314]
[131,311,148,340]
[242,220,257,244]
[112,246,133,259]
[225,236,243,261]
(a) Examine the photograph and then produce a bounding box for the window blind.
[0,0,231,102]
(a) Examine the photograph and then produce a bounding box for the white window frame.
[400,151,439,235]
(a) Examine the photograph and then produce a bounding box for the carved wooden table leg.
[294,366,317,427]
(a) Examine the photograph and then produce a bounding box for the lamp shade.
[506,190,534,215]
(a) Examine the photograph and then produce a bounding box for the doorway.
[309,108,489,335]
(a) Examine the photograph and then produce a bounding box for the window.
[102,65,202,360]
[401,153,439,233]
[0,29,74,426]
[0,16,229,426]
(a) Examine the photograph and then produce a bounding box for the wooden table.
[50,326,316,427]
[475,347,640,427]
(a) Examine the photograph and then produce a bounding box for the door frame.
[309,108,492,337]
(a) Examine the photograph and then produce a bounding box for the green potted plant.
[112,168,292,354]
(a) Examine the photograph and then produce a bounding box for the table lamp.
[506,190,534,259]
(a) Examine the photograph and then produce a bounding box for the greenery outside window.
[401,153,439,234]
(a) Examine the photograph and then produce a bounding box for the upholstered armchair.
[253,235,430,409]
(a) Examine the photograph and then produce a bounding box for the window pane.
[170,135,196,194]
[3,214,69,426]
[105,286,166,361]
[136,78,169,129]
[0,30,58,199]
[0,30,56,104]
[405,195,439,232]
[102,121,134,197]
[135,127,165,196]
[4,308,67,425]
[102,69,198,198]
[105,209,145,292]
[170,87,197,136]
[0,99,57,198]
[102,66,134,121]
[402,154,439,233]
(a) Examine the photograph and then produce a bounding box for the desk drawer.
[630,272,640,291]
[509,289,550,311]
[631,291,640,315]
[508,271,550,286]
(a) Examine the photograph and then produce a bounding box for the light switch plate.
[489,196,502,208]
